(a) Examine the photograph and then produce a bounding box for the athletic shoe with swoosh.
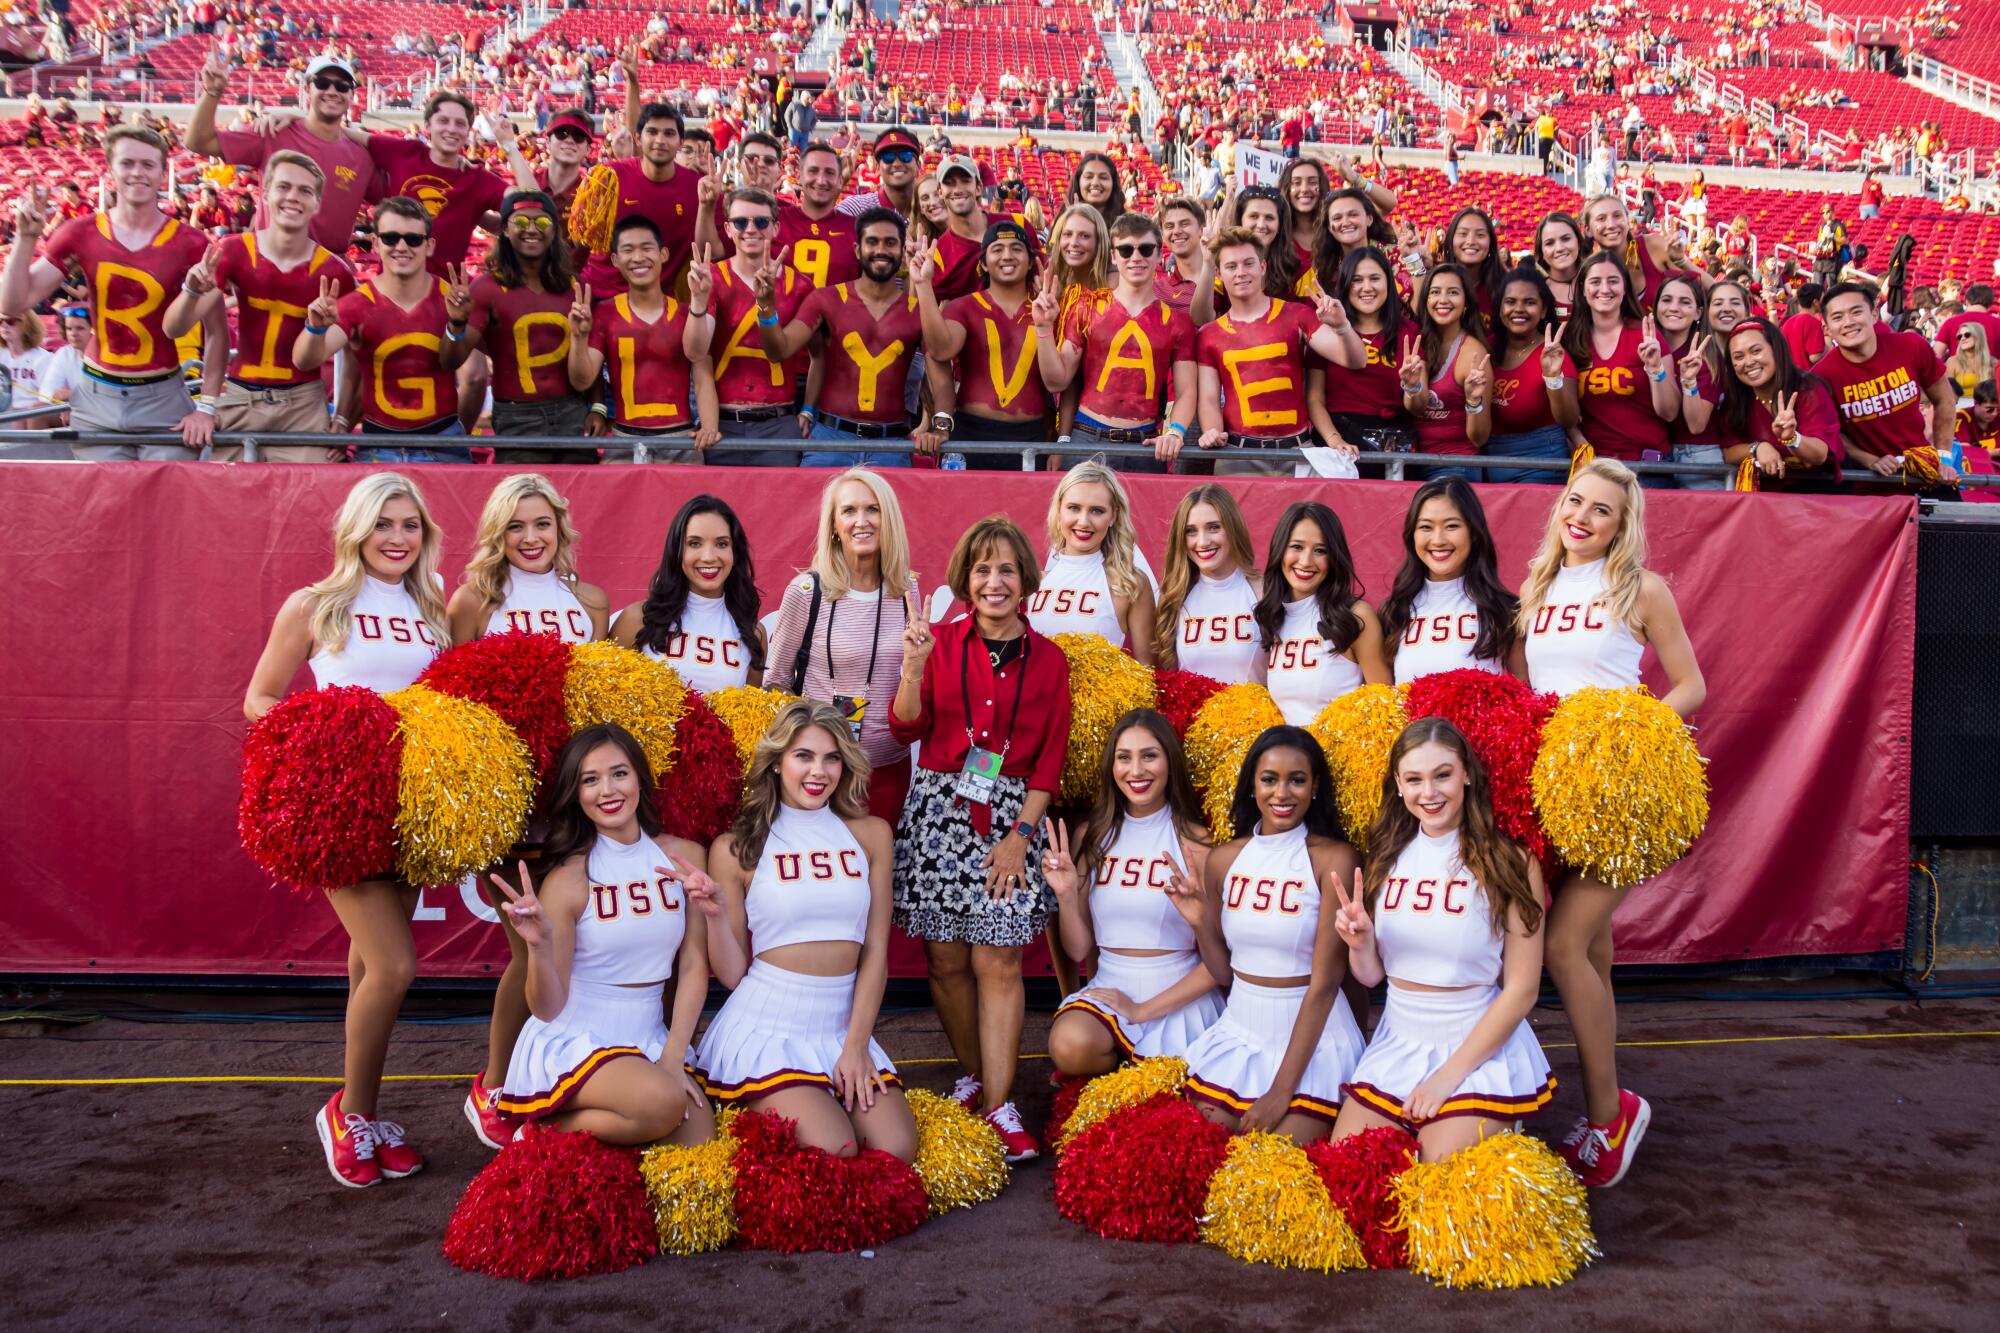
[370,1118,425,1179]
[313,1090,382,1189]
[464,1073,518,1151]
[1566,1088,1652,1188]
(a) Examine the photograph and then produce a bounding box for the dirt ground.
[2,981,1996,1332]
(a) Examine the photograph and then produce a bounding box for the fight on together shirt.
[42,213,211,377]
[337,279,458,428]
[1064,295,1195,424]
[578,159,703,297]
[796,282,921,425]
[1195,298,1321,438]
[943,291,1049,419]
[589,292,694,431]
[364,136,507,274]
[213,233,356,385]
[710,258,809,405]
[463,277,575,402]
[776,203,859,290]
[1812,327,1946,460]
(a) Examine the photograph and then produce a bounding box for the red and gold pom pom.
[384,683,537,886]
[706,684,802,773]
[1393,1131,1599,1288]
[1051,633,1158,804]
[563,641,691,781]
[1053,1094,1230,1243]
[654,689,743,845]
[1054,1056,1189,1153]
[1309,683,1409,853]
[1404,669,1558,871]
[566,163,621,254]
[1532,685,1709,887]
[419,630,576,786]
[1305,1125,1420,1269]
[728,1109,930,1252]
[1199,1131,1367,1272]
[239,686,404,892]
[443,1131,657,1281]
[1185,684,1285,839]
[1044,1073,1087,1147]
[1152,668,1227,740]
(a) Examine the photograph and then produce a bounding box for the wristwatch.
[931,411,955,433]
[1012,819,1035,841]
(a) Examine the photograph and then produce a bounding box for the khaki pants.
[212,380,341,462]
[603,428,698,464]
[68,372,197,460]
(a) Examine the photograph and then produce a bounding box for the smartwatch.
[1012,819,1035,841]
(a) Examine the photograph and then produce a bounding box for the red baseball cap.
[873,126,920,157]
[546,109,596,139]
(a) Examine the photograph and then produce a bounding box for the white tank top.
[745,803,871,953]
[486,566,593,643]
[1266,597,1364,726]
[1173,569,1261,683]
[1373,827,1504,988]
[641,592,752,693]
[1523,559,1645,697]
[308,575,441,693]
[1026,550,1126,647]
[1088,806,1198,953]
[1219,821,1321,977]
[1394,578,1504,684]
[574,831,687,986]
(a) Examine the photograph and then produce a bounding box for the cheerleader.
[1518,459,1705,1187]
[1329,718,1553,1158]
[1377,478,1520,683]
[243,473,449,1188]
[493,724,716,1148]
[1256,501,1390,727]
[1028,460,1157,664]
[613,494,767,692]
[1153,483,1262,681]
[692,700,915,1160]
[1041,709,1224,1078]
[1182,727,1365,1142]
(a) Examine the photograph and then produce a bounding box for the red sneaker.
[313,1091,381,1189]
[1566,1090,1652,1188]
[984,1101,1040,1163]
[464,1074,517,1151]
[370,1118,425,1179]
[949,1074,983,1110]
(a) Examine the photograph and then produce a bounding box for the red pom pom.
[1052,1094,1230,1243]
[729,1110,931,1252]
[1044,1073,1087,1147]
[442,1131,656,1280]
[655,689,743,844]
[1306,1126,1420,1268]
[1403,669,1558,872]
[239,686,403,892]
[1153,669,1227,740]
[419,630,576,786]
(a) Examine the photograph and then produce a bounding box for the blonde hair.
[729,699,872,867]
[808,468,912,601]
[1045,459,1142,601]
[1049,202,1111,295]
[1515,458,1648,636]
[265,148,326,192]
[306,472,451,653]
[1948,322,1994,388]
[10,308,45,348]
[461,473,581,614]
[1153,483,1259,669]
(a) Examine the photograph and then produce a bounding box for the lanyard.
[823,589,885,697]
[960,626,1030,758]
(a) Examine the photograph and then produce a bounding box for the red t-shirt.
[930,211,1037,303]
[1322,327,1405,419]
[214,232,356,386]
[710,258,809,406]
[588,292,694,431]
[945,290,1050,419]
[1860,177,1885,207]
[1490,348,1575,436]
[1196,298,1320,437]
[337,278,458,428]
[1781,310,1827,368]
[1154,261,1199,316]
[1812,327,1946,461]
[364,135,507,273]
[775,201,859,289]
[42,213,211,376]
[1575,321,1669,459]
[1744,378,1845,486]
[214,121,378,252]
[465,276,575,402]
[1935,309,2000,358]
[534,165,582,232]
[1066,294,1195,424]
[1668,347,1723,447]
[1956,405,2000,452]
[578,159,704,297]
[798,282,922,425]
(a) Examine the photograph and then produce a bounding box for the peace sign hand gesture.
[906,240,935,290]
[184,241,223,297]
[567,279,593,337]
[1164,859,1206,929]
[442,262,474,324]
[619,38,642,84]
[305,274,342,329]
[1771,389,1799,442]
[1029,265,1062,333]
[750,248,778,311]
[1636,315,1666,374]
[686,244,715,308]
[899,582,934,676]
[1312,288,1350,331]
[1464,348,1492,408]
[1397,333,1426,394]
[489,861,548,949]
[1678,332,1710,390]
[661,856,723,919]
[14,186,48,243]
[200,47,230,98]
[1040,818,1080,898]
[1540,325,1566,380]
[1328,867,1372,952]
[696,170,720,209]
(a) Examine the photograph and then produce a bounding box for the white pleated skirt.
[498,976,667,1119]
[1342,982,1555,1126]
[1054,949,1225,1061]
[1183,977,1366,1124]
[693,959,900,1103]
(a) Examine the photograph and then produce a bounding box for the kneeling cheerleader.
[1042,708,1224,1080]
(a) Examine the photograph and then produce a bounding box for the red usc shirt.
[42,213,210,376]
[944,291,1050,418]
[578,159,704,297]
[364,136,507,274]
[337,279,458,428]
[589,292,694,431]
[1065,295,1194,424]
[1321,327,1404,419]
[214,233,356,386]
[930,211,1038,302]
[1812,327,1946,461]
[465,276,575,402]
[797,282,922,425]
[710,258,809,406]
[776,202,859,290]
[1575,322,1669,460]
[1490,348,1575,436]
[1195,298,1321,437]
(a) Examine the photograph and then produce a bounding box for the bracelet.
[1542,375,1565,391]
[330,414,351,431]
[757,311,779,327]
[1681,384,1703,397]
[588,402,610,417]
[799,405,817,421]
[302,322,329,336]
[444,324,467,342]
[1464,401,1487,416]
[688,306,707,319]
[194,400,217,417]
[1167,421,1189,437]
[1650,369,1669,383]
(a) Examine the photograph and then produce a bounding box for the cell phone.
[1640,449,1665,462]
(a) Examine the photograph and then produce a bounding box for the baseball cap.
[305,56,356,84]
[873,126,920,158]
[545,109,596,139]
[936,154,979,185]
[982,218,1032,253]
[500,189,559,227]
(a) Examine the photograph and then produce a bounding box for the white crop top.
[641,592,752,693]
[1027,550,1126,647]
[1088,806,1197,953]
[1173,569,1262,683]
[573,831,687,987]
[1219,821,1321,978]
[1393,578,1504,684]
[1523,559,1645,697]
[486,566,593,643]
[308,575,441,693]
[1373,827,1504,988]
[745,803,871,953]
[1266,596,1364,726]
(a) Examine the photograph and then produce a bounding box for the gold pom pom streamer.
[639,1116,742,1256]
[1054,1057,1189,1154]
[382,684,535,886]
[707,684,803,774]
[907,1089,1010,1215]
[1531,685,1709,887]
[1184,684,1285,840]
[1308,683,1411,854]
[563,642,692,781]
[1051,633,1157,805]
[1199,1132,1367,1272]
[1392,1131,1600,1289]
[567,163,621,255]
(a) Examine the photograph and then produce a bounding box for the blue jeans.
[1673,442,1728,491]
[1858,203,1881,220]
[801,420,910,469]
[1485,423,1572,483]
[354,419,469,463]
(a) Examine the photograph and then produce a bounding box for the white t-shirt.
[41,345,83,402]
[0,345,55,410]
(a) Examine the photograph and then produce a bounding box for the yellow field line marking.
[1,1030,1995,1086]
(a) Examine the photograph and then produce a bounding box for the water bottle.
[942,452,967,470]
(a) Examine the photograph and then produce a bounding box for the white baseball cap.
[305,56,357,84]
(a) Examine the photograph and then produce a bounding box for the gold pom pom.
[1199,1132,1366,1272]
[563,641,692,780]
[639,1121,741,1255]
[1054,1057,1189,1154]
[1308,683,1411,854]
[1050,633,1157,805]
[1184,684,1285,840]
[1531,685,1709,887]
[907,1089,1010,1214]
[567,163,621,254]
[383,684,535,886]
[1393,1131,1600,1288]
[707,685,802,773]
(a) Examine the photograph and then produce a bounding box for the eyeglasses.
[376,230,428,249]
[727,215,775,232]
[311,76,355,93]
[549,128,589,144]
[1114,242,1159,259]
[508,214,555,233]
[741,152,780,168]
[876,149,917,164]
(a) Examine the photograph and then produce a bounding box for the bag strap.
[789,572,822,693]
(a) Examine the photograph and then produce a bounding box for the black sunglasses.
[876,149,917,164]
[741,152,780,167]
[727,215,775,232]
[311,76,354,93]
[549,127,589,143]
[376,230,428,249]
[1114,242,1159,259]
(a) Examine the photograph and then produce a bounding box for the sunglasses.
[311,76,354,93]
[1114,242,1159,259]
[508,214,554,233]
[876,149,917,164]
[376,230,428,249]
[549,128,589,143]
[741,152,780,167]
[727,215,775,232]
